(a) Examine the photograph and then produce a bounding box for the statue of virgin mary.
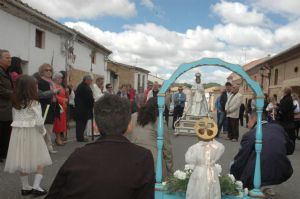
[185,72,209,116]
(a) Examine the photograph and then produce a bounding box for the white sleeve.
[32,102,46,135]
[185,145,197,165]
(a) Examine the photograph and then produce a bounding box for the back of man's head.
[94,95,131,135]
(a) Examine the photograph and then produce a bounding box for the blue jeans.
[217,112,227,135]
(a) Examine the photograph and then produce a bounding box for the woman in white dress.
[185,118,224,199]
[4,75,52,197]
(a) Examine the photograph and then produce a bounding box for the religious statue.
[185,72,209,116]
[185,117,224,199]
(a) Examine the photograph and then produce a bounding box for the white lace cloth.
[185,140,225,199]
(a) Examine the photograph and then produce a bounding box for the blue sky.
[23,0,300,84]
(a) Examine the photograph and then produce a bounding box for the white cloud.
[212,0,265,26]
[141,0,154,10]
[21,0,136,19]
[275,19,300,47]
[253,0,300,19]
[213,23,274,48]
[66,21,283,84]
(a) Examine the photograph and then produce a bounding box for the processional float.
[155,58,265,199]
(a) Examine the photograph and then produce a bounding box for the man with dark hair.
[0,49,12,162]
[74,75,94,142]
[230,111,293,196]
[46,95,155,199]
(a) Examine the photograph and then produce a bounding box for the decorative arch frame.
[155,58,264,197]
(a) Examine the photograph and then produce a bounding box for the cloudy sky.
[22,0,300,84]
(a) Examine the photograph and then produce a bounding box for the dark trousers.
[295,121,300,138]
[0,121,12,159]
[173,106,184,129]
[227,117,239,140]
[76,119,88,141]
[164,107,169,127]
[239,114,244,126]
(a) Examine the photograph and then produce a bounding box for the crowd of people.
[0,49,173,197]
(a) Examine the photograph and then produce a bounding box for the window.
[274,69,278,85]
[295,67,298,73]
[138,74,141,89]
[35,29,45,49]
[91,54,96,64]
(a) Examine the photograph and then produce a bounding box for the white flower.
[215,164,222,175]
[184,164,195,171]
[174,170,187,180]
[244,188,249,196]
[235,180,243,189]
[162,181,167,186]
[228,174,235,182]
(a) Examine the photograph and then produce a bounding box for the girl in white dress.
[4,75,52,197]
[185,118,224,199]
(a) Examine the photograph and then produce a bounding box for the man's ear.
[126,119,133,134]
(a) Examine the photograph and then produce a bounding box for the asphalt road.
[0,120,299,199]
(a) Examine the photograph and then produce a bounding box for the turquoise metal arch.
[156,58,265,198]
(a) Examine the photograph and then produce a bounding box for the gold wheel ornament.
[194,117,218,140]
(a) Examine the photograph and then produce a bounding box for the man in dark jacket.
[217,82,232,136]
[46,95,155,199]
[277,87,296,151]
[0,49,13,162]
[75,75,94,142]
[230,111,293,195]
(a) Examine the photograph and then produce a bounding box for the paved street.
[0,120,299,199]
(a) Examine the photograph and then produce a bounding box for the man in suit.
[172,86,186,129]
[225,84,243,141]
[46,95,155,199]
[230,111,293,196]
[74,75,94,142]
[0,49,13,162]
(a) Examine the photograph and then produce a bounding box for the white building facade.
[0,0,111,85]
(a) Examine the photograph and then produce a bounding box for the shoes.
[32,189,48,197]
[262,187,276,196]
[231,139,238,142]
[21,189,33,196]
[49,150,58,154]
[55,139,65,146]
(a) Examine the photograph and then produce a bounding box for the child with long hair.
[4,75,52,197]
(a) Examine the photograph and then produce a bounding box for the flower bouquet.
[164,164,247,197]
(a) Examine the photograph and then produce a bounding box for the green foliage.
[165,174,241,196]
[219,175,240,195]
[165,175,190,193]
